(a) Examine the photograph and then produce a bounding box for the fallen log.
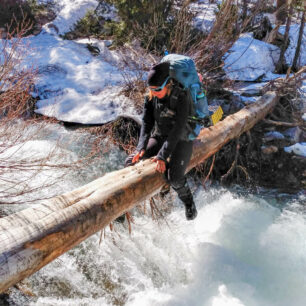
[0,91,279,293]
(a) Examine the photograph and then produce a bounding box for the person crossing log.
[0,91,279,293]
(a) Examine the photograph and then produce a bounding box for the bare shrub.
[0,24,93,205]
[0,0,36,36]
[192,0,240,75]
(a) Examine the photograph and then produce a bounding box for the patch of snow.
[10,31,140,124]
[228,82,268,96]
[42,0,99,35]
[35,86,135,124]
[94,1,119,22]
[75,38,122,66]
[279,24,306,68]
[190,1,221,33]
[262,71,289,81]
[303,113,306,121]
[224,33,280,81]
[284,143,306,158]
[298,79,306,102]
[240,96,259,104]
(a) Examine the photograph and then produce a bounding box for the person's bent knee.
[169,177,185,191]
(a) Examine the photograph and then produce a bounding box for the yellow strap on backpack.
[210,106,223,125]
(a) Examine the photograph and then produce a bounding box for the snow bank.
[17,31,137,124]
[279,23,306,68]
[12,0,148,125]
[35,86,135,124]
[224,33,280,81]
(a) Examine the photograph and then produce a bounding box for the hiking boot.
[173,181,197,221]
[184,201,198,221]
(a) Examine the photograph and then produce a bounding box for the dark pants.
[126,137,194,205]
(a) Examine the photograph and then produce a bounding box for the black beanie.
[147,62,170,86]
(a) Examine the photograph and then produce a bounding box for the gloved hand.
[132,150,145,164]
[153,157,166,173]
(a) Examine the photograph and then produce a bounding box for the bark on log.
[0,91,279,293]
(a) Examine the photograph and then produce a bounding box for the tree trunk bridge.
[0,91,279,293]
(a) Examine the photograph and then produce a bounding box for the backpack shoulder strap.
[169,83,186,110]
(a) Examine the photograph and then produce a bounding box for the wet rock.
[86,44,100,56]
[287,171,299,186]
[261,145,278,155]
[47,23,59,34]
[283,127,302,143]
[240,96,259,105]
[263,131,285,142]
[253,16,273,40]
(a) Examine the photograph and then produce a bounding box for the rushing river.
[1,123,305,306]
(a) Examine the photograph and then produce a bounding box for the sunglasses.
[149,76,170,92]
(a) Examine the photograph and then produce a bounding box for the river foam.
[6,187,304,306]
[2,123,305,305]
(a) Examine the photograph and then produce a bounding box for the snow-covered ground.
[39,0,99,35]
[7,0,147,124]
[22,32,137,124]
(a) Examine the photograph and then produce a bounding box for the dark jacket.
[136,89,190,161]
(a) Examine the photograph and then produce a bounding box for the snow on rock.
[279,23,306,68]
[226,82,268,97]
[75,38,122,66]
[284,143,306,158]
[42,0,99,35]
[303,113,306,121]
[283,127,302,143]
[262,71,290,81]
[224,33,280,81]
[190,1,221,33]
[240,96,259,105]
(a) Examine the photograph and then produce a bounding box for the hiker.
[126,61,197,221]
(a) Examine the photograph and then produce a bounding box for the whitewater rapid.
[2,123,305,306]
[7,188,306,306]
